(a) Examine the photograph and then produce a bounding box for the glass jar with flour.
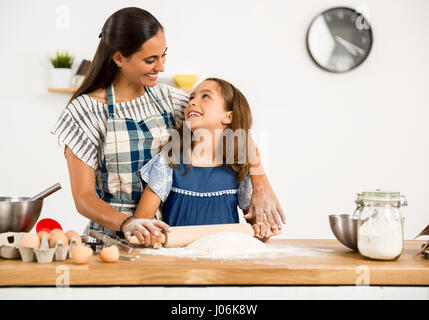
[356,190,407,260]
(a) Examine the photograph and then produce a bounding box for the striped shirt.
[50,83,189,169]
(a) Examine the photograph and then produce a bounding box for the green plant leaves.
[50,51,74,68]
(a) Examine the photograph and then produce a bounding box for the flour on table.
[136,232,335,260]
[186,232,268,254]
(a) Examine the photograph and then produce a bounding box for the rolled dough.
[185,232,267,254]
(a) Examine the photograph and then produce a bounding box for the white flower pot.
[51,68,72,88]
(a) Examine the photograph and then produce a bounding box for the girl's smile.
[187,109,203,119]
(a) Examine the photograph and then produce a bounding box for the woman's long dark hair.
[68,7,163,104]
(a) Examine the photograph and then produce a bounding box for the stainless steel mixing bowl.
[329,214,358,251]
[0,197,43,233]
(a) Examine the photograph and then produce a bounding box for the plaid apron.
[85,84,177,236]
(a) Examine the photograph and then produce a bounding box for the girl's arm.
[129,185,166,247]
[134,185,161,219]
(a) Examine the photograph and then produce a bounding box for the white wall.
[0,0,427,239]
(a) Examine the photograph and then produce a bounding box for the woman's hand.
[246,140,286,231]
[122,218,171,248]
[244,176,286,232]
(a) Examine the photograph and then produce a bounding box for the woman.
[51,7,285,245]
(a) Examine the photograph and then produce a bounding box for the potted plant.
[50,51,74,88]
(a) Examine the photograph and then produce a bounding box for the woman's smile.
[143,73,159,81]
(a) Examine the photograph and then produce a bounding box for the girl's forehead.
[193,80,220,94]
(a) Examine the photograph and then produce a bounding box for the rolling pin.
[128,223,279,248]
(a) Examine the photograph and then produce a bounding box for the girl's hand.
[244,178,286,231]
[248,215,281,242]
[122,218,171,248]
[252,218,271,242]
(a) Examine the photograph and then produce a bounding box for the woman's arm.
[65,146,128,231]
[245,139,286,230]
[65,146,169,246]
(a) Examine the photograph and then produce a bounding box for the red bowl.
[36,218,62,233]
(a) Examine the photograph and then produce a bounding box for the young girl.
[129,78,272,247]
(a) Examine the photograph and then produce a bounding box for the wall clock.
[306,7,373,73]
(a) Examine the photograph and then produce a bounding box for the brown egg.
[50,228,64,236]
[19,233,40,248]
[99,245,119,263]
[65,230,82,244]
[49,232,69,248]
[71,245,93,264]
[37,231,51,241]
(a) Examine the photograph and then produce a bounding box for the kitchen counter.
[0,239,428,286]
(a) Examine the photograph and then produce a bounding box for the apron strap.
[146,86,167,114]
[107,85,167,117]
[107,84,115,119]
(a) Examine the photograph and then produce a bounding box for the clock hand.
[335,36,365,56]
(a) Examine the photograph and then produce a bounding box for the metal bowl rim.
[0,196,43,203]
[329,214,359,220]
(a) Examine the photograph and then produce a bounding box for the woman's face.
[115,29,167,87]
[185,80,232,132]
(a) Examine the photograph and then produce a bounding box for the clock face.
[306,7,373,73]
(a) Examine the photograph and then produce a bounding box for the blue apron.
[86,84,176,236]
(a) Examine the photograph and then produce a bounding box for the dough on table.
[185,232,267,254]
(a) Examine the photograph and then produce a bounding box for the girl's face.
[113,29,167,87]
[185,80,232,132]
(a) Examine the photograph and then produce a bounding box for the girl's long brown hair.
[168,78,253,183]
[68,7,163,105]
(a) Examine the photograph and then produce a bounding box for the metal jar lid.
[355,189,408,207]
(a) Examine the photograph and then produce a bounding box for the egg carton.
[0,232,79,263]
[0,232,27,259]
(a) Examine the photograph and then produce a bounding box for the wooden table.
[0,239,428,286]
